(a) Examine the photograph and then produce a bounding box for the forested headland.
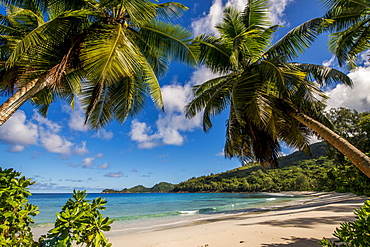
[104,108,370,196]
[173,108,370,195]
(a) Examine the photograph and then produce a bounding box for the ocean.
[29,192,311,235]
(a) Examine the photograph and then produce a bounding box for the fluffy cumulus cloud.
[191,0,293,36]
[74,141,89,155]
[63,104,113,140]
[269,0,295,25]
[326,66,370,112]
[82,156,95,168]
[129,67,216,149]
[0,110,89,156]
[98,162,109,169]
[191,0,225,36]
[79,153,106,169]
[0,111,38,152]
[62,104,88,132]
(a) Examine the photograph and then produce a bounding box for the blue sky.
[1,0,370,193]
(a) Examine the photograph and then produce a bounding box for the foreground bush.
[0,168,39,246]
[320,200,370,246]
[0,168,113,246]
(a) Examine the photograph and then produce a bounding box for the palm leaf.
[140,20,198,73]
[242,0,271,30]
[292,63,353,87]
[267,18,329,60]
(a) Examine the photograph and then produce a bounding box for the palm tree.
[321,0,370,67]
[0,0,197,129]
[186,0,370,177]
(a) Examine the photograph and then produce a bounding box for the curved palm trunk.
[291,111,370,178]
[0,50,73,126]
[0,78,48,125]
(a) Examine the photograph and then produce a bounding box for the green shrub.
[0,168,39,246]
[319,200,370,246]
[40,190,113,247]
[0,168,113,247]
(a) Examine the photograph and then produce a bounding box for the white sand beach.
[106,192,368,247]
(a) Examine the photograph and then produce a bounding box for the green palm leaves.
[321,0,370,67]
[186,0,352,167]
[0,0,198,129]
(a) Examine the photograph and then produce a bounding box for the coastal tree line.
[173,107,370,195]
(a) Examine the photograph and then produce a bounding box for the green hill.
[102,182,174,193]
[278,141,328,168]
[171,141,370,195]
[103,141,370,195]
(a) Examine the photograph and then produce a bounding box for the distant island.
[102,182,175,193]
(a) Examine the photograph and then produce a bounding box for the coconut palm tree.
[0,0,198,129]
[186,0,370,177]
[321,0,370,67]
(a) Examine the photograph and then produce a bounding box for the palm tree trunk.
[0,78,48,125]
[291,111,370,178]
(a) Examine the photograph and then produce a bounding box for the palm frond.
[185,75,233,132]
[328,19,370,66]
[140,20,198,76]
[122,0,157,26]
[193,34,232,73]
[292,63,353,87]
[242,0,271,30]
[7,9,91,68]
[267,18,330,60]
[156,2,188,20]
[231,71,275,128]
[216,6,244,37]
[225,110,281,168]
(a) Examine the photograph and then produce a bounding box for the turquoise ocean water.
[29,192,310,235]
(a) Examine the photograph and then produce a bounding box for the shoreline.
[106,192,368,246]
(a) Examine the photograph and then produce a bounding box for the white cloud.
[0,110,90,157]
[62,104,89,132]
[82,156,95,168]
[129,120,159,148]
[32,112,61,133]
[38,130,73,156]
[322,55,337,67]
[191,0,225,36]
[269,0,294,25]
[92,129,114,140]
[104,171,123,178]
[74,141,89,155]
[326,66,370,112]
[77,153,105,169]
[98,162,109,169]
[9,144,26,153]
[129,67,217,149]
[191,0,292,36]
[0,111,38,152]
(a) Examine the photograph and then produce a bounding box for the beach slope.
[107,192,368,247]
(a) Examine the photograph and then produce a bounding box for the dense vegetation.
[320,200,370,246]
[102,182,174,193]
[172,108,370,195]
[172,152,370,195]
[0,168,113,246]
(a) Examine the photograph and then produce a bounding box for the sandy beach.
[106,192,368,247]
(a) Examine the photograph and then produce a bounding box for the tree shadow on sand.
[260,237,324,246]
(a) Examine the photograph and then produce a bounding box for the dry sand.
[106,192,368,247]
